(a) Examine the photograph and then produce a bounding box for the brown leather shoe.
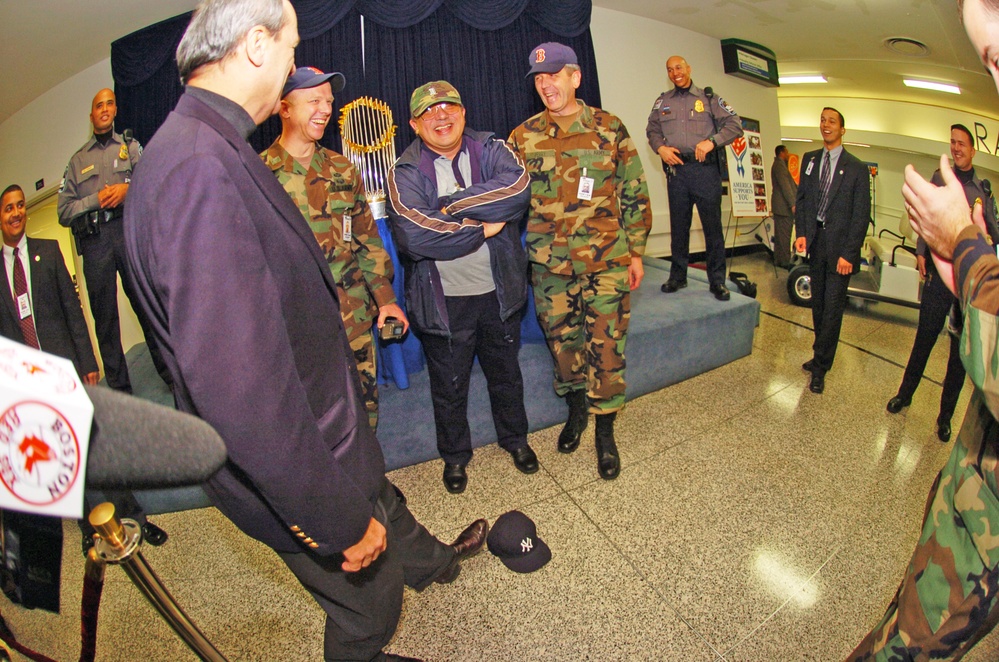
[435,518,489,584]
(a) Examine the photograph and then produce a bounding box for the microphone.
[84,385,226,490]
[704,86,714,97]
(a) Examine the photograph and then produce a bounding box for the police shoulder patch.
[719,98,737,116]
[653,98,663,110]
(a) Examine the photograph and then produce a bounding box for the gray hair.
[177,0,287,83]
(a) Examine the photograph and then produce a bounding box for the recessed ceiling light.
[885,37,930,57]
[903,79,960,94]
[779,75,827,85]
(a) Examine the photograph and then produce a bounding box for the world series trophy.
[339,97,420,387]
[338,96,397,227]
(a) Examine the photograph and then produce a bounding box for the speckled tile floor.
[6,250,999,661]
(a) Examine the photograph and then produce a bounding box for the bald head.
[666,56,691,89]
[91,88,117,134]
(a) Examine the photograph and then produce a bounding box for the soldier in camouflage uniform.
[262,67,407,431]
[509,42,651,480]
[849,2,999,656]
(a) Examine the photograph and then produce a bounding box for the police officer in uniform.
[647,56,743,301]
[57,88,167,394]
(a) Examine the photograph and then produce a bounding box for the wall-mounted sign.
[721,39,779,88]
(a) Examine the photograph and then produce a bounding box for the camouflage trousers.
[531,264,630,413]
[349,330,379,431]
[849,390,999,661]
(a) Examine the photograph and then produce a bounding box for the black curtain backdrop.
[364,5,599,155]
[110,0,596,154]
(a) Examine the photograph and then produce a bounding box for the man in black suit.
[0,183,167,551]
[0,184,99,383]
[123,1,486,659]
[886,124,999,441]
[794,107,872,394]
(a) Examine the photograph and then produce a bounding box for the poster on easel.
[725,117,767,217]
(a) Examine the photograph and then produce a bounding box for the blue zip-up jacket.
[387,128,531,337]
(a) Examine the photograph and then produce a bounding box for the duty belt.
[86,207,124,224]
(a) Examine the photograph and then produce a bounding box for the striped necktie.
[12,247,39,349]
[817,151,832,221]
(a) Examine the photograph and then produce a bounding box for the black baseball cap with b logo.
[526,42,578,78]
[486,510,551,573]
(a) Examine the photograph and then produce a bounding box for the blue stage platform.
[130,257,759,514]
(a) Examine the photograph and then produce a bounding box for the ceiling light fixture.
[780,138,813,143]
[844,142,870,148]
[903,79,960,94]
[778,75,827,85]
[885,37,930,57]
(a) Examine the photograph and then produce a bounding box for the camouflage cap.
[410,81,462,118]
[526,42,578,78]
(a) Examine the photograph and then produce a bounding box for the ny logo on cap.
[521,537,533,553]
[535,48,546,63]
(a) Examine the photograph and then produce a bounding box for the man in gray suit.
[770,145,797,268]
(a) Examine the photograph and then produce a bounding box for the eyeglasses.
[419,103,461,120]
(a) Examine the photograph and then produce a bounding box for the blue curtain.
[362,5,600,157]
[111,0,596,152]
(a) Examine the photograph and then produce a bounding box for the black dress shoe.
[802,359,814,372]
[809,373,825,394]
[937,421,952,442]
[383,654,424,662]
[442,463,467,494]
[661,279,687,293]
[710,284,731,301]
[435,518,489,584]
[886,396,911,414]
[142,522,169,546]
[510,445,539,474]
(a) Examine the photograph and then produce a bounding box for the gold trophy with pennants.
[339,96,397,222]
[339,97,420,388]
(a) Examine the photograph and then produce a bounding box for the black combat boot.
[594,412,620,480]
[558,390,588,453]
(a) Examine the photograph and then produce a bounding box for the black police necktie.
[12,248,39,349]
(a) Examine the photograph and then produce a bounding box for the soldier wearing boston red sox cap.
[509,42,651,481]
[646,55,743,301]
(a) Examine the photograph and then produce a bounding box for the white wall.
[0,60,112,203]
[590,7,783,257]
[0,58,145,362]
[779,96,999,234]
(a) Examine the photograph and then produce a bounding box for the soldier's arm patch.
[719,98,737,116]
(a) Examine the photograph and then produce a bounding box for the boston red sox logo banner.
[0,337,93,518]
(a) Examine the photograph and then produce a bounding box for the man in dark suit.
[770,145,797,268]
[123,1,486,660]
[0,183,167,551]
[0,184,98,383]
[794,107,872,394]
[886,124,999,442]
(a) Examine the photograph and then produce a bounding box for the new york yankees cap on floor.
[486,510,551,573]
